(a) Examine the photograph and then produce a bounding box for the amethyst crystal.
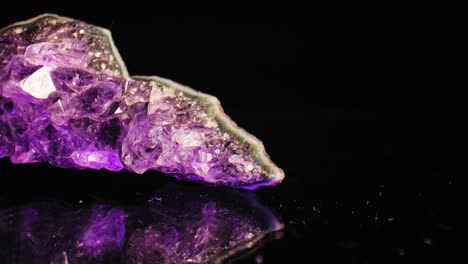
[0,184,283,263]
[0,14,284,189]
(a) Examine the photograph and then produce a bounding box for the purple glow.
[0,184,283,263]
[79,207,127,256]
[0,14,284,189]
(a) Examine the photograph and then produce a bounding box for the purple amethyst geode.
[0,14,284,189]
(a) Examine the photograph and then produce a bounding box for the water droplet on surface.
[312,206,320,213]
[396,248,406,256]
[424,237,433,245]
[255,255,264,264]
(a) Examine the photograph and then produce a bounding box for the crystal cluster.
[0,184,283,263]
[0,14,284,189]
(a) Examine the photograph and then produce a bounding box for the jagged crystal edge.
[134,75,285,189]
[0,14,285,189]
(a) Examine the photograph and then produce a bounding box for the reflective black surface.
[1,176,283,263]
[1,6,457,263]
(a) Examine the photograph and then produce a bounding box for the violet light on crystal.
[0,14,284,189]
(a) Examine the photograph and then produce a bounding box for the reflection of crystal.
[0,14,284,189]
[80,207,127,256]
[0,184,283,263]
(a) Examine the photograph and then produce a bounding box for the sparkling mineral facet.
[0,14,284,189]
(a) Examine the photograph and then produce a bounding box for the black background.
[1,4,458,263]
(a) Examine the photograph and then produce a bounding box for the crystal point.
[0,14,284,189]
